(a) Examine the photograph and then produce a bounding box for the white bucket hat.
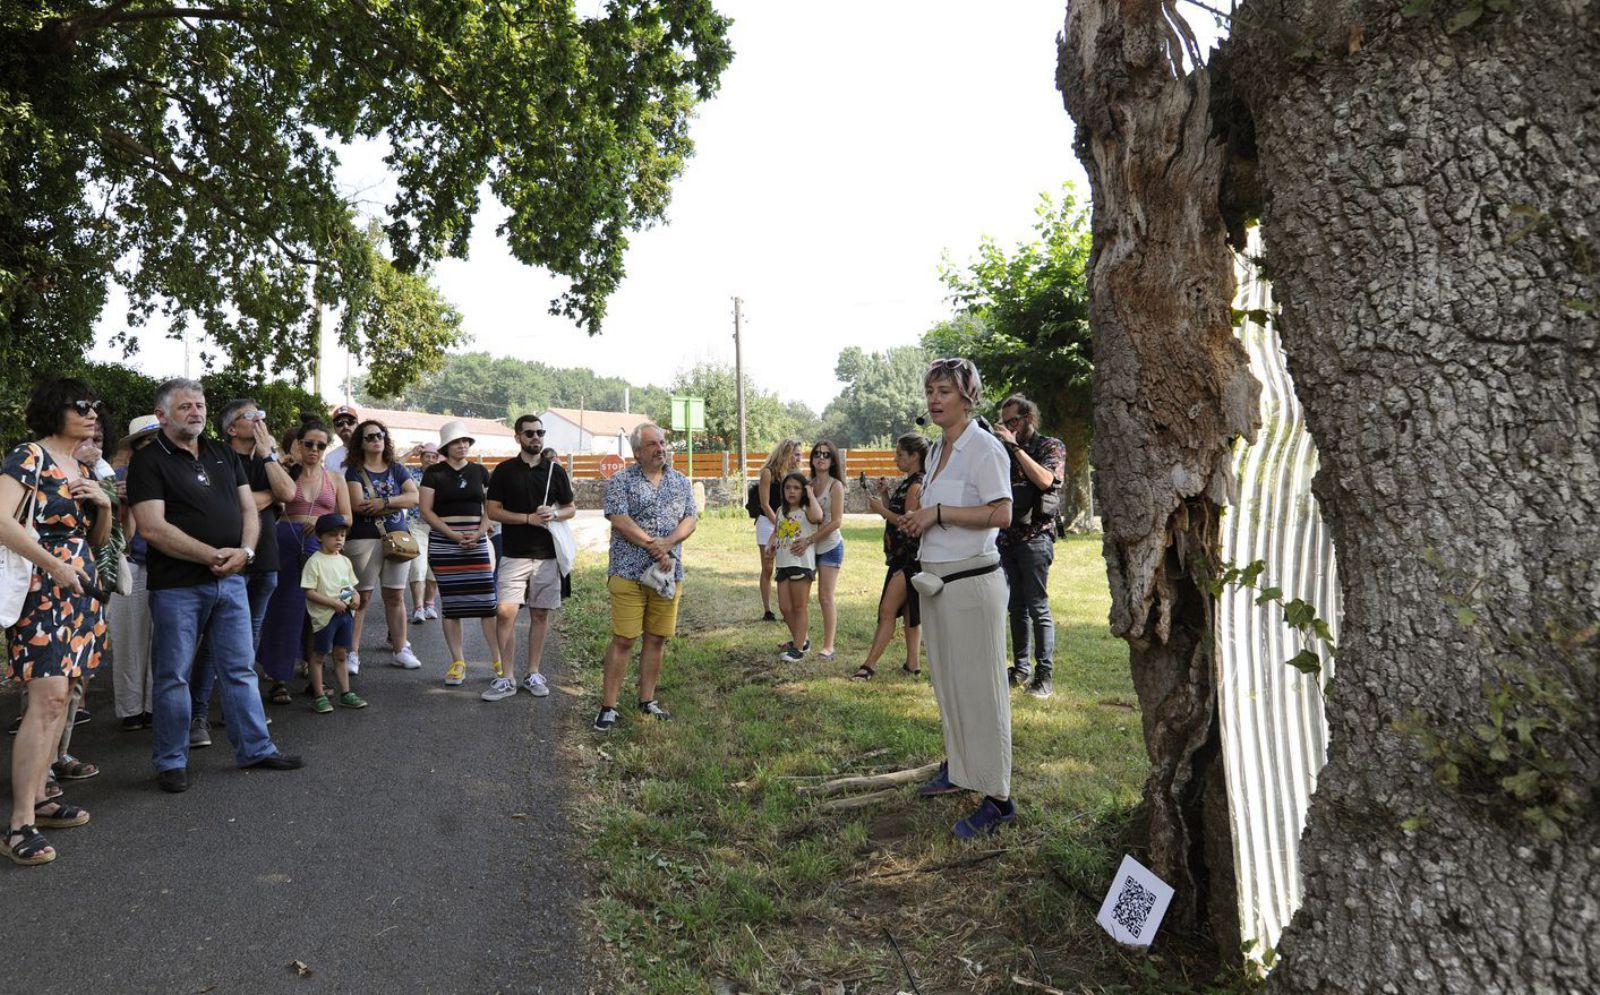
[126,414,161,442]
[439,420,475,449]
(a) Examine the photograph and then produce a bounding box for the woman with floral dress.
[0,379,112,865]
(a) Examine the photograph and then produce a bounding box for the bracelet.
[525,513,532,526]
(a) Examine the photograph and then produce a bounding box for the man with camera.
[994,395,1066,699]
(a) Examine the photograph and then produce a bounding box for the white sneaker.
[481,677,517,702]
[346,652,361,675]
[410,607,426,624]
[522,673,551,697]
[393,644,422,670]
[424,603,439,620]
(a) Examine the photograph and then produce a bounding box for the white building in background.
[346,406,518,459]
[538,407,649,456]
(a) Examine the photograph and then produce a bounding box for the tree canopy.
[355,350,669,424]
[816,344,933,447]
[657,360,816,450]
[0,0,733,390]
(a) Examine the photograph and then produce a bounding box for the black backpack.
[745,481,762,519]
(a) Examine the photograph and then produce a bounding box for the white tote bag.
[0,446,43,628]
[541,459,577,576]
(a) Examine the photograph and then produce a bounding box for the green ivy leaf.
[1284,599,1316,629]
[1501,768,1542,800]
[1287,649,1322,675]
[1312,618,1334,643]
[1456,607,1479,627]
[1255,586,1283,605]
[1446,5,1484,33]
[1241,560,1267,586]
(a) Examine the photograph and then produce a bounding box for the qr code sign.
[1096,855,1173,947]
[1111,875,1157,939]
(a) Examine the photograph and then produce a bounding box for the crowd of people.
[0,379,595,866]
[2,355,1065,864]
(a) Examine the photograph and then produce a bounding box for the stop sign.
[599,454,625,478]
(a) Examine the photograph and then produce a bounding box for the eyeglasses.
[65,400,104,417]
[1002,416,1024,428]
[520,429,546,438]
[301,440,328,451]
[363,432,386,442]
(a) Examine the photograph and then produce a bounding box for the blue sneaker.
[918,761,962,797]
[953,798,1016,838]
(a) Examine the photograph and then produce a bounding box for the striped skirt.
[429,516,498,619]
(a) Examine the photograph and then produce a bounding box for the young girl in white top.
[768,471,822,663]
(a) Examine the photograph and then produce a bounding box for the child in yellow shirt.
[302,514,367,713]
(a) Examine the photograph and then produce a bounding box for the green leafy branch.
[1206,559,1337,683]
[1401,0,1516,35]
[1395,551,1597,840]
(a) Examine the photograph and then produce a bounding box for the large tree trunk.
[1058,0,1262,944]
[1227,2,1600,990]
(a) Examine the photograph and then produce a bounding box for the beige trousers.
[921,551,1012,800]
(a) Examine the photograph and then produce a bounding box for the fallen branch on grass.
[797,762,941,798]
[1009,974,1069,994]
[816,787,901,812]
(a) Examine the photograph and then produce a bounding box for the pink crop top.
[284,467,337,518]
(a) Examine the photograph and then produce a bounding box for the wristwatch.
[242,547,256,564]
[264,451,280,463]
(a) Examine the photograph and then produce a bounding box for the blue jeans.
[151,575,277,771]
[191,570,278,720]
[999,533,1055,678]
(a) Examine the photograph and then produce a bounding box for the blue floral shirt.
[603,463,696,582]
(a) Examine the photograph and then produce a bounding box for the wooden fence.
[555,450,901,480]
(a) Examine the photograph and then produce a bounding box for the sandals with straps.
[850,666,875,681]
[3,824,56,865]
[33,801,90,829]
[51,755,99,780]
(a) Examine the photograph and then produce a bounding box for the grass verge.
[559,510,1231,993]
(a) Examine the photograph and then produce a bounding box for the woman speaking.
[898,358,1015,838]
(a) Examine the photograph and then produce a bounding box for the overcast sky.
[93,1,1088,416]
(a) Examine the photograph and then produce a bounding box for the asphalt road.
[2,595,590,994]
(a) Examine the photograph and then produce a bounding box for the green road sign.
[670,395,706,432]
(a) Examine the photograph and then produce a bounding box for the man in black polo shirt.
[129,378,303,793]
[485,414,576,703]
[187,397,296,747]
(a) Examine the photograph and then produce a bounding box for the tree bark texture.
[1230,2,1600,990]
[1059,0,1262,939]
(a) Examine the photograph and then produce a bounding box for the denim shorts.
[815,540,844,569]
[312,611,354,653]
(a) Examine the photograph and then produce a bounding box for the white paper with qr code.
[1096,855,1174,947]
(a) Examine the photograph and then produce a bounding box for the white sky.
[92,1,1087,415]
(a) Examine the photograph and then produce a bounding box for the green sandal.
[338,691,368,709]
[311,695,333,714]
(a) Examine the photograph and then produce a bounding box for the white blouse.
[917,419,1012,564]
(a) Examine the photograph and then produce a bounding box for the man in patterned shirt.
[594,422,698,731]
[995,395,1067,699]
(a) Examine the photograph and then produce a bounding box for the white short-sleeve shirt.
[917,419,1012,563]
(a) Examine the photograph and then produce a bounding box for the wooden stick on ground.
[797,762,941,798]
[1010,975,1069,995]
[816,787,901,812]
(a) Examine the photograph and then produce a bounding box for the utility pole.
[733,296,747,484]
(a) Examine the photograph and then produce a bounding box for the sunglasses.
[520,429,546,438]
[928,357,968,372]
[301,440,328,451]
[814,451,834,460]
[65,400,105,417]
[363,432,386,442]
[334,418,357,427]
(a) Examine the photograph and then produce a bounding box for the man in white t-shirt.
[324,404,358,475]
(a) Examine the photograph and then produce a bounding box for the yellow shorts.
[607,574,683,640]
